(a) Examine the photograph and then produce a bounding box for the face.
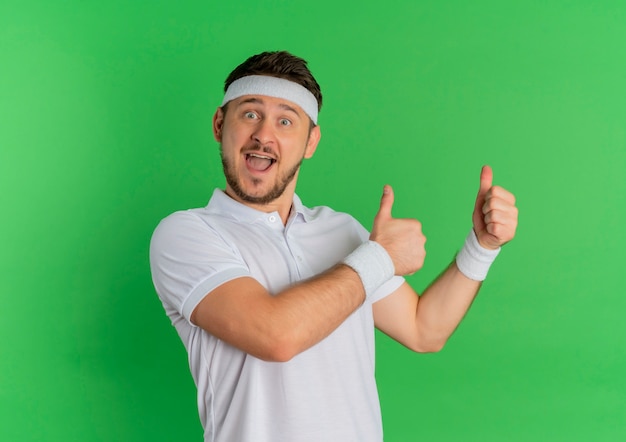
[213,95,321,206]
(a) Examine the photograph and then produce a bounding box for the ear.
[212,107,224,142]
[304,125,321,159]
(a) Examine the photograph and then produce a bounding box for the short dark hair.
[223,51,323,112]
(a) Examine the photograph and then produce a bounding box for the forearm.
[414,261,482,350]
[266,264,366,360]
[414,227,503,349]
[259,239,398,360]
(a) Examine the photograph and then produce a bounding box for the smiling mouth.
[246,153,276,172]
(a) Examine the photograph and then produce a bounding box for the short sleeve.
[149,210,250,323]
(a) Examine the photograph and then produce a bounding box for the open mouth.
[245,153,276,172]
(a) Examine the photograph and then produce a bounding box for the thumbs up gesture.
[370,185,427,275]
[472,166,518,249]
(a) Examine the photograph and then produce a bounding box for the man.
[150,51,518,442]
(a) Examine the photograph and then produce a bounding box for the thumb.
[477,165,493,199]
[375,185,394,223]
[473,165,492,231]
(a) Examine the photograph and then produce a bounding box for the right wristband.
[455,229,501,281]
[342,241,395,299]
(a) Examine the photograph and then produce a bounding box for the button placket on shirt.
[283,218,314,279]
[262,213,301,281]
[262,212,313,280]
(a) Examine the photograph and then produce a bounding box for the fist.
[473,166,518,249]
[370,185,426,275]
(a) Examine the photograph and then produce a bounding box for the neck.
[224,186,296,225]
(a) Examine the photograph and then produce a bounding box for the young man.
[150,51,518,442]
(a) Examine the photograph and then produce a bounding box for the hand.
[472,166,518,249]
[370,185,426,275]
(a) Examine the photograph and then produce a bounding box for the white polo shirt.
[150,189,404,442]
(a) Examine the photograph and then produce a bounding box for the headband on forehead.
[221,75,319,124]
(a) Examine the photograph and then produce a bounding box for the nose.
[252,119,275,145]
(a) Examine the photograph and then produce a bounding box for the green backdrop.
[2,1,625,440]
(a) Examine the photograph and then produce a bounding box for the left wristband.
[455,230,500,281]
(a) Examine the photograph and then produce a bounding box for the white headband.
[221,75,319,124]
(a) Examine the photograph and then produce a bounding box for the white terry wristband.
[455,230,501,281]
[342,241,395,299]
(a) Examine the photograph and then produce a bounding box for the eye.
[279,118,291,126]
[244,111,258,120]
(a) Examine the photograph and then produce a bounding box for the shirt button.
[269,215,276,223]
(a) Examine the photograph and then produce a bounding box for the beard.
[220,145,304,205]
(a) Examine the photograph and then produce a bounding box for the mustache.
[243,143,277,158]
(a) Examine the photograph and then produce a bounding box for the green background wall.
[2,1,625,440]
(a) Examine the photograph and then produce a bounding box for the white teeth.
[248,153,273,160]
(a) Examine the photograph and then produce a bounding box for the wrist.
[455,229,500,281]
[342,241,395,299]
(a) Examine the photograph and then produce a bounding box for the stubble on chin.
[220,148,303,205]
